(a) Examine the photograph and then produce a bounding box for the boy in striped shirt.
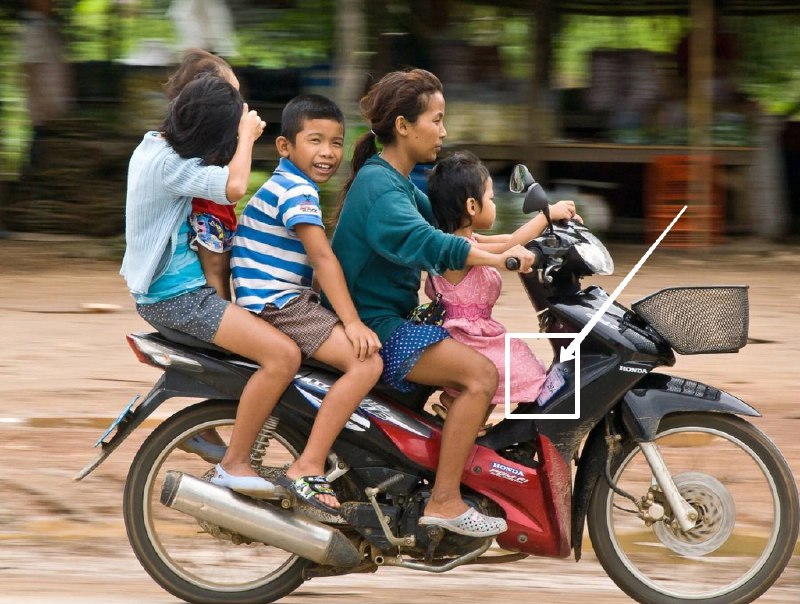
[231,95,382,515]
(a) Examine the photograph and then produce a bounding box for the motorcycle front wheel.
[588,412,798,604]
[123,400,310,604]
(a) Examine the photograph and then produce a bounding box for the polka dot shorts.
[136,286,229,343]
[380,321,450,392]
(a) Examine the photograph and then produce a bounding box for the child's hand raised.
[344,320,382,361]
[238,103,267,142]
[550,200,582,224]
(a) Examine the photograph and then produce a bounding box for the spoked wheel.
[123,400,310,604]
[588,413,799,604]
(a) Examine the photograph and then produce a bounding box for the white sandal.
[209,464,276,498]
[419,507,507,537]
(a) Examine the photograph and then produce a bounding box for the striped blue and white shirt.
[231,158,324,311]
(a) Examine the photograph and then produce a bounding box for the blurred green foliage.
[3,3,800,235]
[555,15,686,87]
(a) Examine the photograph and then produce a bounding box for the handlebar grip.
[505,257,520,271]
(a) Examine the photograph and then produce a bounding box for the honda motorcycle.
[77,164,798,604]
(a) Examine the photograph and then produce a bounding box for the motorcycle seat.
[152,323,229,354]
[150,325,434,412]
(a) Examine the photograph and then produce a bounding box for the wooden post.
[688,0,714,246]
[334,0,366,182]
[527,0,553,181]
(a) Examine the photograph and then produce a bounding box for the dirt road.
[0,237,798,603]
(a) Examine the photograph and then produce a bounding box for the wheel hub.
[652,471,736,556]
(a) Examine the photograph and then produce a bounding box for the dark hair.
[427,151,490,233]
[161,75,243,167]
[281,94,344,143]
[333,68,443,221]
[164,48,232,100]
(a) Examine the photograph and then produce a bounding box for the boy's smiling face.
[276,118,344,184]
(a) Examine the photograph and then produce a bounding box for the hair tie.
[369,129,376,137]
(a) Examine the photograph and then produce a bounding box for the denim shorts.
[136,286,229,343]
[379,321,450,392]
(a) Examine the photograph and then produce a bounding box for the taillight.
[125,334,203,372]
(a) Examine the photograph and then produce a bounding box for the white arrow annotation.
[559,205,688,363]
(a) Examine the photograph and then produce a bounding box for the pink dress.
[426,264,547,405]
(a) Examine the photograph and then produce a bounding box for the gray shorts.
[258,289,339,358]
[136,286,229,343]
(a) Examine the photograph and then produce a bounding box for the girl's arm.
[295,224,382,361]
[465,243,535,273]
[473,233,511,244]
[226,104,265,202]
[471,200,579,253]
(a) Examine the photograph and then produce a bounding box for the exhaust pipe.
[161,471,360,568]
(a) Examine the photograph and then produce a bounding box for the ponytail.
[331,131,377,224]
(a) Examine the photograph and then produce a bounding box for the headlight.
[574,231,614,275]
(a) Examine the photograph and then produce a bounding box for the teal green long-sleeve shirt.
[330,155,471,342]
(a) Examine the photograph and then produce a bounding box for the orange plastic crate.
[645,155,724,246]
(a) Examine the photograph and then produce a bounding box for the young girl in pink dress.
[426,151,580,427]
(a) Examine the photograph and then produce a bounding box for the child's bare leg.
[197,247,232,300]
[212,304,301,477]
[285,324,382,508]
[438,390,493,432]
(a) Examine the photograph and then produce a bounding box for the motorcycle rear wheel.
[587,413,798,604]
[123,400,311,604]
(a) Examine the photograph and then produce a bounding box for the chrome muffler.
[161,471,360,568]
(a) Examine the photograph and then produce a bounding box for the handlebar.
[505,247,544,272]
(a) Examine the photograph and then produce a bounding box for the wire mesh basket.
[631,286,749,355]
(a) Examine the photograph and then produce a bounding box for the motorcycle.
[76,164,798,604]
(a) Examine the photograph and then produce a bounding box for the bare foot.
[422,492,469,520]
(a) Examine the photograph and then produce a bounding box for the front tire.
[588,413,798,604]
[123,400,310,604]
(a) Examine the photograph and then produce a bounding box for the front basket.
[631,286,749,355]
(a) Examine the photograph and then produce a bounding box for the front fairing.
[547,286,675,366]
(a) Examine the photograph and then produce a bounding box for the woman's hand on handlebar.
[498,245,535,273]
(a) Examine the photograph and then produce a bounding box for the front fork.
[638,441,698,532]
[605,427,698,532]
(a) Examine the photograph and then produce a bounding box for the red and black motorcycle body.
[93,222,758,563]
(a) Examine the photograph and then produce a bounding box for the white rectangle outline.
[504,332,580,419]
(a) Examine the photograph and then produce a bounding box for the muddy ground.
[0,236,798,603]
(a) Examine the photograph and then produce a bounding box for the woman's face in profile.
[404,92,447,164]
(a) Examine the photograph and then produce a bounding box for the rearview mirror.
[510,164,534,193]
[523,181,551,215]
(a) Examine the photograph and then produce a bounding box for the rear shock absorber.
[249,416,280,470]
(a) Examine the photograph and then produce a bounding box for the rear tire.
[123,400,310,604]
[588,413,799,604]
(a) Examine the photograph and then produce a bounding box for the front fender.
[621,373,759,442]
